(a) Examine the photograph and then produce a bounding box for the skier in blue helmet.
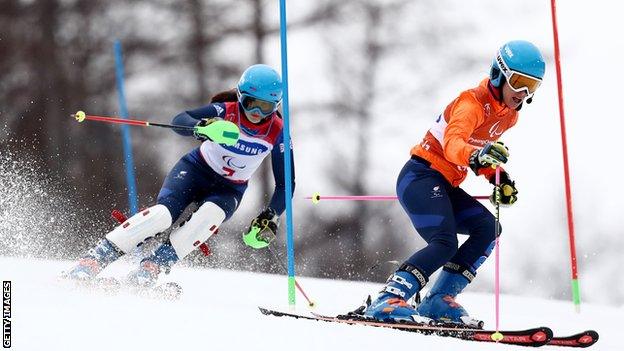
[65,64,295,289]
[361,40,545,326]
[237,64,283,122]
[490,40,545,108]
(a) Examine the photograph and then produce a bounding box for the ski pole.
[307,193,489,204]
[71,110,195,131]
[71,110,240,145]
[491,167,503,342]
[267,245,316,307]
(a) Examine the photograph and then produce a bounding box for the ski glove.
[193,117,222,141]
[469,141,509,175]
[489,172,518,206]
[243,208,279,249]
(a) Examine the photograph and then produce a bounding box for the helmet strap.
[487,79,503,102]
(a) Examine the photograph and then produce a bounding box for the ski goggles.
[506,70,542,95]
[239,93,279,117]
[496,51,542,95]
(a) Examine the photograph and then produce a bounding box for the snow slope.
[0,257,616,351]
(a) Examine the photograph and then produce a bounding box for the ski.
[548,330,599,348]
[259,307,552,347]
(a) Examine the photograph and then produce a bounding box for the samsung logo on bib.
[224,140,268,156]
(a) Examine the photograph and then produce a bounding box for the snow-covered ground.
[0,257,615,350]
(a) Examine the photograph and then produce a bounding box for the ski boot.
[126,260,161,287]
[126,242,178,287]
[416,265,484,328]
[364,264,431,323]
[64,238,123,280]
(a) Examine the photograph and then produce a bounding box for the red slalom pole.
[550,0,581,312]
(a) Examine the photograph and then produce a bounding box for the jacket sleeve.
[171,103,226,137]
[442,92,484,166]
[267,133,295,216]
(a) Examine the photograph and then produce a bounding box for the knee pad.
[169,201,225,260]
[106,204,173,253]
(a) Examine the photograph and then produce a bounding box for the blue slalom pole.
[278,0,296,307]
[114,40,139,215]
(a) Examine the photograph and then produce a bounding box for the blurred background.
[1,0,622,306]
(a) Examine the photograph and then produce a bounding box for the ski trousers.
[157,148,246,223]
[396,156,499,278]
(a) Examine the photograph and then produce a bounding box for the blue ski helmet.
[237,64,283,118]
[490,40,545,90]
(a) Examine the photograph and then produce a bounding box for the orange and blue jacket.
[411,79,518,187]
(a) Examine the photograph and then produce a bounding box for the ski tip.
[258,307,293,318]
[533,327,554,347]
[549,330,599,348]
[258,307,275,316]
[576,330,599,348]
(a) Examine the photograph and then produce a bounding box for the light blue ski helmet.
[237,64,282,117]
[490,40,545,88]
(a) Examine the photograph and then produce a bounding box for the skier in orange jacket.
[364,40,545,326]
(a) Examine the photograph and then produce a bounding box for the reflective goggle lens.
[507,72,541,95]
[240,94,278,115]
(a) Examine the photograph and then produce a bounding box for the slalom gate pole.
[550,0,581,313]
[267,245,315,307]
[114,40,139,215]
[307,194,489,203]
[278,0,297,307]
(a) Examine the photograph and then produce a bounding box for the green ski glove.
[193,118,240,146]
[243,208,279,249]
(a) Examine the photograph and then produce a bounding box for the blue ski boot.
[126,242,179,287]
[126,260,161,287]
[364,264,431,323]
[65,238,123,280]
[416,264,483,328]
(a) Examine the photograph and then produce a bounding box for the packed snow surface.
[0,257,617,350]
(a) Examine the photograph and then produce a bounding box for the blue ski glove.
[489,172,518,206]
[469,141,509,175]
[243,208,279,249]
